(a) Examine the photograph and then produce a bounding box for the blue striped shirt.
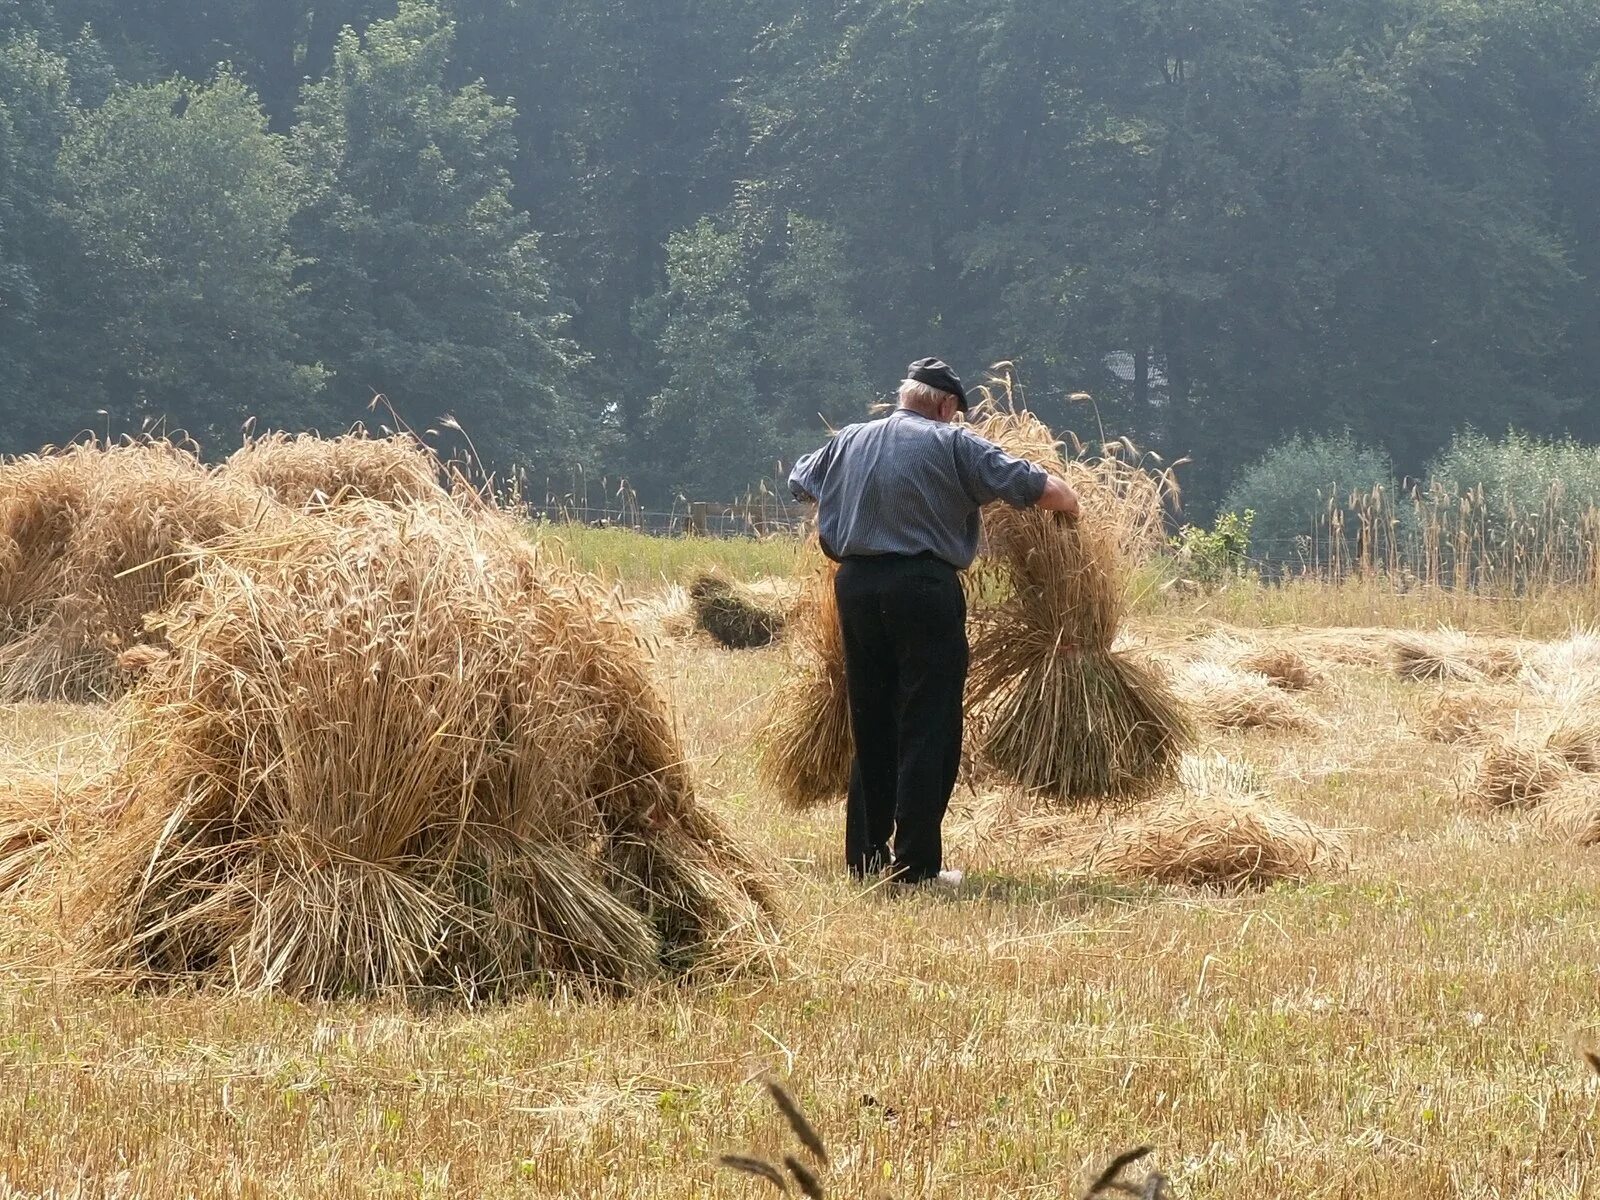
[788,409,1048,569]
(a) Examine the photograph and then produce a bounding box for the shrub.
[1171,510,1255,586]
[1219,433,1393,562]
[1425,430,1600,527]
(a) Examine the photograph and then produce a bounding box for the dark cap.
[907,357,967,412]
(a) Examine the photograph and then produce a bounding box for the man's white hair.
[898,378,956,410]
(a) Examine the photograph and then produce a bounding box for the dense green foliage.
[1221,433,1395,558]
[1,0,1597,506]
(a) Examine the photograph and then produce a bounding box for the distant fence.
[525,493,808,538]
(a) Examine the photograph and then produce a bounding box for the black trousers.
[834,555,968,883]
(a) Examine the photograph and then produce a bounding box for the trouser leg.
[835,562,896,878]
[884,565,968,883]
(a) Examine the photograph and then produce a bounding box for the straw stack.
[0,440,269,701]
[62,502,775,997]
[964,405,1191,803]
[220,430,448,509]
[759,555,853,810]
[689,570,787,649]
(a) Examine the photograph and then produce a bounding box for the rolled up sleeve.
[953,430,1049,508]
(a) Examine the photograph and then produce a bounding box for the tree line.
[3,0,1597,511]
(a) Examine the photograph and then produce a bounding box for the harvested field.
[1,528,1600,1198]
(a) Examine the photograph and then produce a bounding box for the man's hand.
[1035,476,1082,524]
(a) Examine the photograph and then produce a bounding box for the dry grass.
[0,440,272,702]
[1273,626,1403,669]
[1388,628,1527,683]
[41,503,775,998]
[624,584,695,643]
[1415,686,1522,743]
[758,558,852,811]
[220,430,448,509]
[965,402,1190,802]
[1194,634,1317,691]
[5,545,1600,1196]
[1460,704,1600,810]
[1529,776,1600,844]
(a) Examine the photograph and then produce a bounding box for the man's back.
[789,409,1046,568]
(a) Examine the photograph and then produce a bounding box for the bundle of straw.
[688,570,787,649]
[1192,632,1317,692]
[1074,754,1347,889]
[759,556,853,810]
[65,502,775,997]
[220,430,448,509]
[0,440,270,701]
[1174,661,1321,733]
[1415,686,1520,743]
[1462,705,1600,810]
[1388,629,1526,683]
[964,403,1191,803]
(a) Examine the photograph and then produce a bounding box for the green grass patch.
[531,521,801,586]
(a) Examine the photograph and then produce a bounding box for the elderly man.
[789,358,1081,888]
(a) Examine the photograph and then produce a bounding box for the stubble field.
[2,569,1600,1199]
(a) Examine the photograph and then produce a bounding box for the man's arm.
[788,441,835,502]
[1035,476,1082,523]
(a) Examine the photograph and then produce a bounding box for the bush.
[1219,433,1393,562]
[1171,510,1255,586]
[1425,430,1600,526]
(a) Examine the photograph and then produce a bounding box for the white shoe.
[934,869,964,890]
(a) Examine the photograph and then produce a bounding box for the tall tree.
[447,0,763,478]
[642,218,773,499]
[0,28,74,446]
[293,0,582,470]
[56,71,324,442]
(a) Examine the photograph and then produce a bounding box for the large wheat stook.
[966,404,1191,803]
[62,500,777,998]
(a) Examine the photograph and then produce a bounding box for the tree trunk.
[253,0,303,131]
[304,1,350,84]
[1160,299,1192,458]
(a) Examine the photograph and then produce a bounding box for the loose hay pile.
[1416,687,1520,743]
[1388,629,1526,683]
[759,557,853,810]
[625,584,695,643]
[220,430,448,509]
[64,503,775,997]
[689,571,787,649]
[1278,627,1396,670]
[1076,755,1347,889]
[0,440,270,701]
[965,403,1191,803]
[1174,661,1321,733]
[1462,706,1600,810]
[1531,777,1600,844]
[1193,633,1317,691]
